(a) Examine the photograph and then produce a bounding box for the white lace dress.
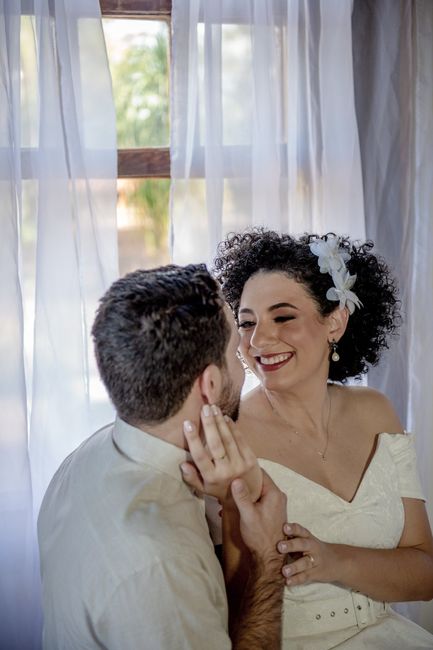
[258,433,433,649]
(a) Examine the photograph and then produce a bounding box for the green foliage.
[111,29,169,148]
[109,24,170,254]
[127,178,170,253]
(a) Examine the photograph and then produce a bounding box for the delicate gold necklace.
[265,390,332,461]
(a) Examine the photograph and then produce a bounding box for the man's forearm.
[223,471,288,649]
[230,553,285,650]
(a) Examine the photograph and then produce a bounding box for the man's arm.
[227,474,287,650]
[182,406,288,649]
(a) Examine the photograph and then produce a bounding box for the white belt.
[283,591,389,637]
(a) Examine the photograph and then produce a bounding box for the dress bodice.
[257,432,432,648]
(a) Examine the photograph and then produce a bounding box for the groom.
[38,264,287,649]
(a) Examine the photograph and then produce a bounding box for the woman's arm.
[279,498,433,602]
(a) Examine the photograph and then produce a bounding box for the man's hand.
[231,471,287,561]
[181,404,262,502]
[226,471,287,649]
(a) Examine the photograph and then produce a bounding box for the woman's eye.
[274,315,295,323]
[238,320,255,329]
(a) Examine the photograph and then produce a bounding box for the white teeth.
[260,353,292,365]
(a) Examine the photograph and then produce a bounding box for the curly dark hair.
[92,264,230,425]
[213,229,400,382]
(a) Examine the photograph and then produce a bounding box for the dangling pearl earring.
[331,340,340,362]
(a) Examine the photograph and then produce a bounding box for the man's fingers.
[231,478,254,517]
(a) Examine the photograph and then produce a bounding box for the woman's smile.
[255,352,295,372]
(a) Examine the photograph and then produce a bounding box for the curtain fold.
[352,0,433,631]
[0,1,118,646]
[0,4,39,646]
[170,0,365,268]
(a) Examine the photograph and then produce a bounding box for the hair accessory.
[309,236,362,314]
[330,340,340,362]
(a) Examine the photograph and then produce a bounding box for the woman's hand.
[277,522,339,586]
[181,404,263,503]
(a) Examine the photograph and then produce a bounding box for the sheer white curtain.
[352,0,433,631]
[170,0,365,268]
[0,1,117,647]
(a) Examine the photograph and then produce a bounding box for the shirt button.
[330,611,335,617]
[344,608,349,614]
[357,605,362,610]
[316,614,321,620]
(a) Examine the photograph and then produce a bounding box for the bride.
[211,229,433,649]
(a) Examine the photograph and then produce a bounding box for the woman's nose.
[249,320,276,350]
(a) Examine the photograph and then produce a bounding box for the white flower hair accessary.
[309,236,363,315]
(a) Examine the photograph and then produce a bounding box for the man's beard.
[218,373,241,422]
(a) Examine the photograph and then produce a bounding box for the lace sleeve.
[383,432,426,500]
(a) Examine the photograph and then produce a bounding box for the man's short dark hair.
[92,264,230,425]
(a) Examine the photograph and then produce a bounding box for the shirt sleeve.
[384,432,426,500]
[95,555,232,650]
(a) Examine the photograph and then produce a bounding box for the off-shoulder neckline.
[259,431,407,505]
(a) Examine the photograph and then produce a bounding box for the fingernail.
[283,566,292,577]
[183,420,194,432]
[180,464,190,474]
[278,542,289,553]
[211,404,219,416]
[223,414,230,422]
[202,404,211,417]
[284,524,292,535]
[286,579,292,586]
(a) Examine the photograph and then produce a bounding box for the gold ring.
[306,553,315,567]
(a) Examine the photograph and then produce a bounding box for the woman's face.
[238,271,333,392]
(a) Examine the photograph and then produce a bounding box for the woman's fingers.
[183,420,215,475]
[180,462,204,494]
[284,522,312,539]
[201,405,240,462]
[276,523,320,586]
[280,545,318,586]
[183,405,260,501]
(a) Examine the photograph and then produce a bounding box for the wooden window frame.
[100,0,171,179]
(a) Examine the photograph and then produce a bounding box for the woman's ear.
[327,306,349,343]
[197,364,223,405]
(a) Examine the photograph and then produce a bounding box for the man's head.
[92,264,243,426]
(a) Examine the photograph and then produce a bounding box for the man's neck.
[134,404,201,451]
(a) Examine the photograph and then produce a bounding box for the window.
[100,0,171,275]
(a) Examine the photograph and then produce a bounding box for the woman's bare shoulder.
[335,384,404,434]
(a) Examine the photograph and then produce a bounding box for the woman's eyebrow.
[239,302,298,315]
[269,302,298,311]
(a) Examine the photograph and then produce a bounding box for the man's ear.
[327,306,349,343]
[198,364,223,405]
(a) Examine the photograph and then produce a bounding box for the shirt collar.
[112,416,190,483]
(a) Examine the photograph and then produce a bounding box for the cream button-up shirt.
[38,417,230,649]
